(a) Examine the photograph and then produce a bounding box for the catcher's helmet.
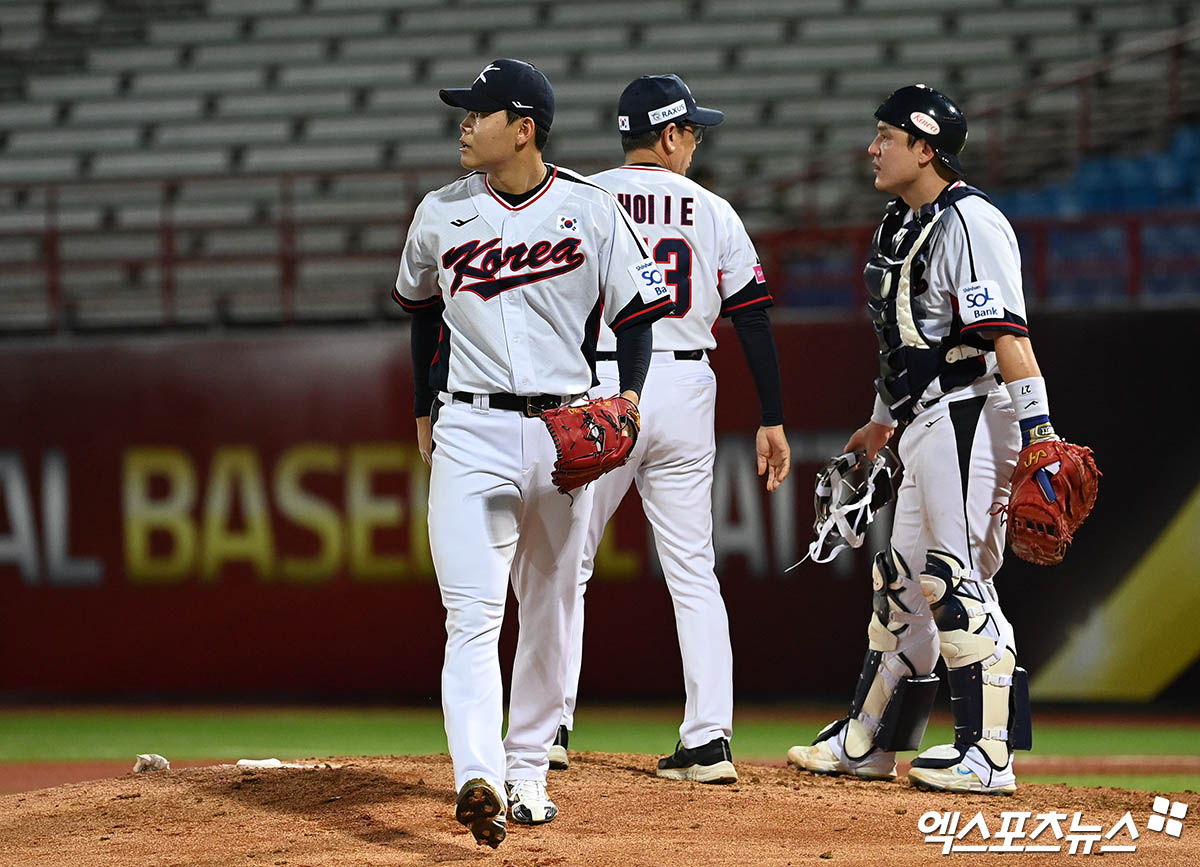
[874,84,967,177]
[807,448,902,564]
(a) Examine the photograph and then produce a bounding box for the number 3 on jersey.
[653,238,693,319]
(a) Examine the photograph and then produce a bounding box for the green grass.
[1021,775,1197,794]
[0,708,448,761]
[1,705,1196,793]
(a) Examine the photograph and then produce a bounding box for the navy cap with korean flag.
[617,74,724,135]
[440,58,555,131]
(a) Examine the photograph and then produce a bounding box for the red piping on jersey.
[722,295,773,314]
[431,324,444,364]
[484,166,559,211]
[611,296,673,330]
[960,319,1029,334]
[394,289,442,310]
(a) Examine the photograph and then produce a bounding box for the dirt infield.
[0,753,1194,866]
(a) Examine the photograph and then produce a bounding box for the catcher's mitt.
[541,396,640,494]
[1003,439,1100,565]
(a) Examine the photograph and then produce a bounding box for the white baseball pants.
[563,355,733,749]
[869,385,1023,713]
[428,395,594,794]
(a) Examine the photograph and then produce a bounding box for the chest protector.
[864,183,993,424]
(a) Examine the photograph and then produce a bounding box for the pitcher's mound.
[0,752,1192,866]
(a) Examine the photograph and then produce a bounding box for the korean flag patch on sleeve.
[556,215,578,231]
[628,259,670,304]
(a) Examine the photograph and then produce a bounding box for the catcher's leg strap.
[821,549,937,760]
[920,551,1032,764]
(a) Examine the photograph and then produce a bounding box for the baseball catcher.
[541,395,641,494]
[787,84,1100,797]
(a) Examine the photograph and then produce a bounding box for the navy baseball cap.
[439,58,555,131]
[617,74,724,135]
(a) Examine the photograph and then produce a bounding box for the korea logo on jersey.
[442,237,586,300]
[957,280,1002,323]
[556,215,579,232]
[629,259,669,303]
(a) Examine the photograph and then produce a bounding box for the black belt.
[451,391,562,417]
[595,349,703,361]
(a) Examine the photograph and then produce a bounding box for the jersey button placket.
[499,239,536,395]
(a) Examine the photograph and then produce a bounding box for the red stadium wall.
[1,311,1196,701]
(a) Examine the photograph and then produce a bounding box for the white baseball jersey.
[916,194,1026,343]
[587,165,771,352]
[394,165,673,395]
[878,180,1029,418]
[916,194,1022,333]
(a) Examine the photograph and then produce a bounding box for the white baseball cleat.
[908,743,1017,795]
[787,740,898,781]
[548,725,569,770]
[506,778,558,825]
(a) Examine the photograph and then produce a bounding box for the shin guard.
[819,549,938,759]
[921,551,1032,767]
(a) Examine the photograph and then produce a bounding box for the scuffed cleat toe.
[455,779,507,848]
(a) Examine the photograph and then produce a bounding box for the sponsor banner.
[0,311,1196,699]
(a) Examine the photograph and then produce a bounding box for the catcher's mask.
[789,448,902,569]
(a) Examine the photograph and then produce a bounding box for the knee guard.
[921,551,1032,760]
[819,549,939,758]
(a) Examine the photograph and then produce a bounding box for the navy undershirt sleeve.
[614,321,653,398]
[410,304,443,417]
[730,307,785,426]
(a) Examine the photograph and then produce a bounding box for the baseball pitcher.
[395,59,671,846]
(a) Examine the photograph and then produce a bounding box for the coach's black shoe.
[656,737,738,784]
[455,778,507,848]
[548,725,569,770]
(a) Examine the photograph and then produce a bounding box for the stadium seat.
[0,0,1197,321]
